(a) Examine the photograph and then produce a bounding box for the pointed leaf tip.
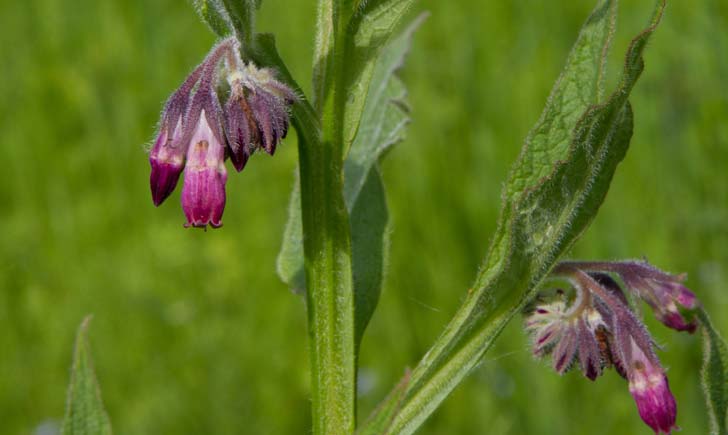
[62,316,112,435]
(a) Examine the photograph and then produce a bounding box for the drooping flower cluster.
[149,37,296,228]
[525,260,699,434]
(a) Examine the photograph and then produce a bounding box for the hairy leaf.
[220,0,257,45]
[277,171,306,292]
[344,14,424,203]
[342,0,417,153]
[62,316,112,435]
[698,308,728,435]
[312,0,337,115]
[350,167,388,347]
[360,1,671,433]
[277,16,423,348]
[191,0,232,37]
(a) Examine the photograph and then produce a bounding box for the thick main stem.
[300,135,355,435]
[250,30,356,434]
[306,1,358,434]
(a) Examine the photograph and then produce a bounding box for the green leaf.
[62,316,112,435]
[312,0,337,115]
[220,0,257,48]
[343,14,424,203]
[191,0,232,37]
[698,308,728,435]
[361,1,670,433]
[277,16,424,348]
[277,171,306,293]
[342,0,417,154]
[346,14,424,347]
[350,167,388,347]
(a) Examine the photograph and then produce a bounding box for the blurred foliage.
[0,0,726,434]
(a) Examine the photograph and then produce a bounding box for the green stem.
[253,18,356,432]
[300,127,355,435]
[220,0,255,50]
[307,0,358,433]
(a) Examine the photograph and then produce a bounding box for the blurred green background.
[1,0,727,433]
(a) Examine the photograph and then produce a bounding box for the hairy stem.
[252,6,357,430]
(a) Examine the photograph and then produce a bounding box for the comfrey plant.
[59,1,728,435]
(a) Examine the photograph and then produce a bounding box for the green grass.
[1,0,726,433]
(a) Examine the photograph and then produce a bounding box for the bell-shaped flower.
[149,67,202,206]
[180,79,228,229]
[528,265,685,434]
[612,261,698,333]
[620,333,678,434]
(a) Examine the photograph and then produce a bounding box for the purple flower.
[149,68,202,206]
[625,339,678,434]
[223,65,296,162]
[526,289,606,380]
[223,80,255,172]
[148,37,295,228]
[177,43,231,229]
[527,263,690,434]
[249,87,290,155]
[601,279,678,434]
[618,263,698,333]
[181,108,227,228]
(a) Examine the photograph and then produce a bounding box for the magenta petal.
[150,159,184,206]
[149,128,186,206]
[630,373,678,434]
[181,111,228,229]
[182,165,227,228]
[670,283,697,309]
[659,311,697,333]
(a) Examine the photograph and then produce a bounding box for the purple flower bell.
[526,261,696,434]
[177,41,231,229]
[615,261,698,333]
[625,338,678,434]
[148,37,295,229]
[149,67,202,206]
[181,98,228,228]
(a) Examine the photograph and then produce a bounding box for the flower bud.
[618,262,698,333]
[223,65,295,164]
[149,68,201,206]
[249,88,290,155]
[576,317,603,380]
[223,80,254,172]
[149,125,185,206]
